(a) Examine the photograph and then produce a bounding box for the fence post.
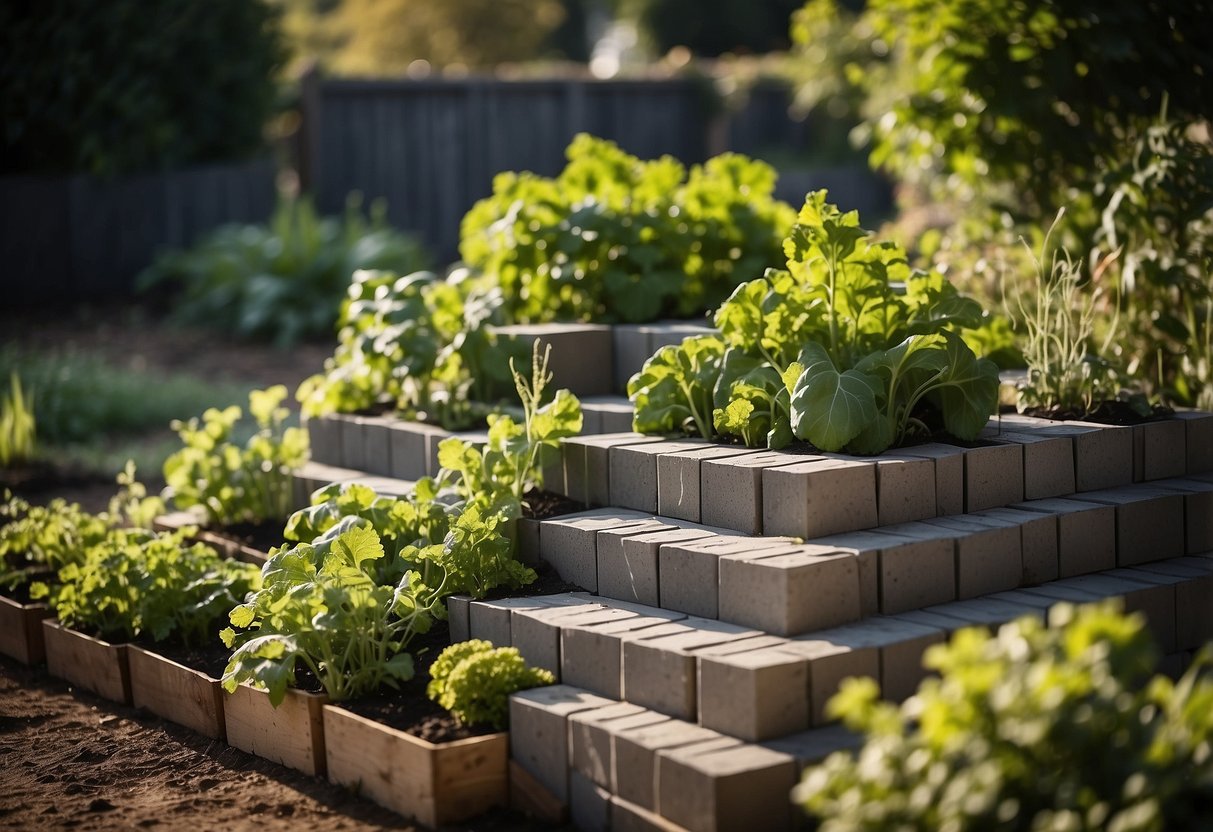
[298,65,323,198]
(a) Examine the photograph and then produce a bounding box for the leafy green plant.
[164,385,308,527]
[629,191,999,454]
[141,194,429,346]
[460,133,794,323]
[220,524,432,705]
[34,527,259,646]
[426,639,554,730]
[295,268,526,425]
[0,373,36,467]
[796,602,1213,831]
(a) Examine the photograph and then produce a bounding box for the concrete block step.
[289,460,415,511]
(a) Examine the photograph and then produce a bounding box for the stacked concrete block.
[342,414,395,475]
[426,428,487,479]
[961,442,1025,511]
[562,433,671,506]
[1134,419,1187,482]
[887,517,1021,599]
[896,443,966,516]
[1120,558,1213,650]
[612,325,654,393]
[812,529,955,616]
[657,445,763,523]
[655,739,797,832]
[562,612,688,698]
[600,527,718,607]
[491,322,615,396]
[983,427,1076,499]
[659,535,801,619]
[1174,411,1213,474]
[1033,421,1134,491]
[1011,497,1116,578]
[538,508,651,591]
[611,440,717,512]
[974,507,1060,586]
[581,396,636,435]
[468,596,564,647]
[386,419,449,479]
[778,632,881,726]
[1080,486,1186,565]
[762,458,878,539]
[303,413,346,466]
[289,460,364,510]
[512,602,635,677]
[611,717,722,812]
[716,547,862,635]
[700,450,818,534]
[1144,477,1213,553]
[696,644,809,741]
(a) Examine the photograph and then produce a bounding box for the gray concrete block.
[611,718,720,811]
[538,508,652,591]
[569,702,658,787]
[646,320,716,351]
[509,685,615,804]
[303,413,346,467]
[1174,411,1213,474]
[1080,487,1186,566]
[870,453,937,525]
[697,645,809,741]
[983,425,1076,499]
[656,741,797,832]
[446,595,471,643]
[717,548,861,636]
[469,596,553,647]
[659,536,800,619]
[509,600,616,675]
[621,621,764,720]
[357,414,396,476]
[779,635,880,726]
[492,322,615,396]
[600,527,717,607]
[610,440,713,512]
[926,596,1046,629]
[563,433,670,506]
[1135,419,1186,482]
[701,450,813,534]
[975,507,1060,586]
[386,418,447,480]
[563,614,685,699]
[1063,573,1177,651]
[763,458,878,539]
[1035,422,1133,492]
[289,461,364,511]
[613,325,654,394]
[569,770,612,832]
[1146,478,1213,553]
[900,518,1022,599]
[820,529,955,615]
[896,443,966,516]
[610,796,688,832]
[581,395,636,434]
[964,442,1024,511]
[760,724,864,773]
[428,429,487,480]
[657,445,763,522]
[1012,497,1116,578]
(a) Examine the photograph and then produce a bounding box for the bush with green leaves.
[426,640,554,730]
[34,527,260,647]
[296,267,526,425]
[164,386,308,527]
[797,602,1213,831]
[460,133,795,323]
[141,195,429,346]
[1,0,284,176]
[629,191,999,454]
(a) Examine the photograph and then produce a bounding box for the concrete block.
[569,702,658,787]
[342,475,413,498]
[538,508,651,591]
[697,645,809,741]
[509,600,617,675]
[1012,497,1116,578]
[446,595,471,643]
[386,418,447,480]
[779,635,880,726]
[827,452,936,525]
[975,507,1060,586]
[303,413,346,467]
[983,425,1076,499]
[563,614,685,699]
[656,741,797,832]
[717,548,861,636]
[1174,411,1213,474]
[646,320,716,351]
[1063,573,1177,651]
[896,443,966,516]
[359,414,397,476]
[794,618,945,706]
[610,796,688,832]
[902,518,1022,599]
[760,725,864,773]
[1124,559,1213,650]
[1035,422,1133,491]
[659,536,801,619]
[289,461,363,511]
[517,517,541,568]
[611,718,721,811]
[570,770,612,832]
[763,458,877,539]
[492,322,615,396]
[657,445,763,522]
[600,527,717,607]
[563,433,670,506]
[927,597,1047,631]
[1080,487,1186,566]
[622,621,764,720]
[1135,419,1186,482]
[818,529,955,615]
[611,440,713,512]
[701,450,813,534]
[613,325,653,393]
[509,685,615,803]
[581,395,636,434]
[963,442,1024,511]
[428,429,487,480]
[468,596,552,647]
[1147,478,1213,553]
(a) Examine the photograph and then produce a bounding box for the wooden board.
[41,620,131,704]
[127,646,225,741]
[323,705,508,827]
[0,596,52,665]
[224,684,328,776]
[509,758,569,824]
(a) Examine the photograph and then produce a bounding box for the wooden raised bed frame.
[127,645,226,741]
[42,619,131,704]
[224,683,328,777]
[323,704,509,827]
[0,595,52,665]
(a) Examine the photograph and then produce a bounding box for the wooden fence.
[0,158,277,305]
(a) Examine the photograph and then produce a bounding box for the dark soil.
[206,519,287,554]
[1019,399,1174,426]
[0,461,110,497]
[0,573,50,606]
[133,637,233,681]
[523,488,586,521]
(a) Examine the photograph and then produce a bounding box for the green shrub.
[460,133,795,323]
[1,0,285,176]
[426,639,554,729]
[141,194,429,346]
[797,602,1213,831]
[0,374,36,467]
[163,386,308,526]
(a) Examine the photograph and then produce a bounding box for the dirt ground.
[1,311,563,832]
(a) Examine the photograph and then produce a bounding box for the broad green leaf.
[790,356,879,452]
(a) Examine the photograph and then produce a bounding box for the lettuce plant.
[629,191,1000,454]
[426,639,554,730]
